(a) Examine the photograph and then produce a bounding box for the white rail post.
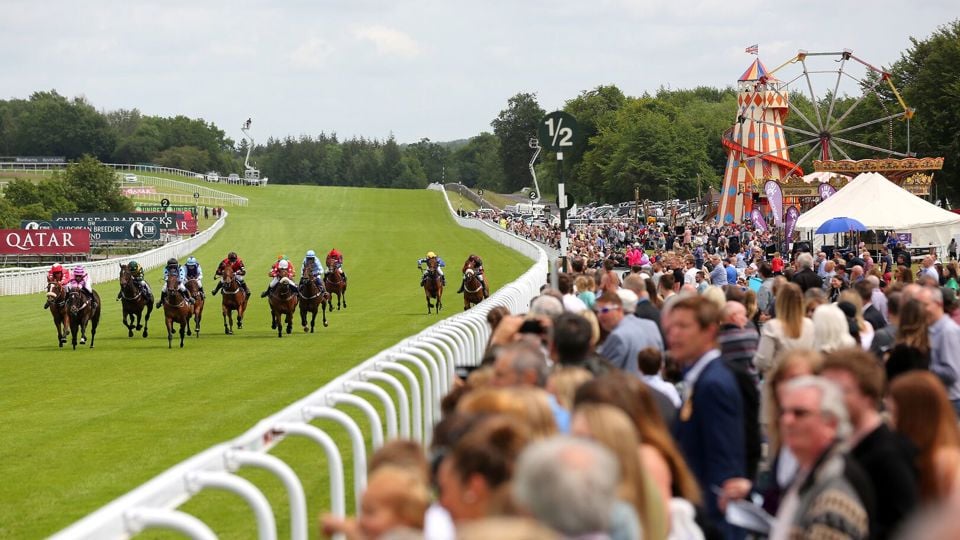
[274,422,346,536]
[225,450,308,540]
[391,352,435,444]
[404,343,445,403]
[379,362,424,444]
[124,508,217,540]
[302,406,368,511]
[343,382,399,439]
[361,371,411,439]
[328,392,385,449]
[185,471,277,540]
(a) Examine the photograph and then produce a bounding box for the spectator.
[637,347,681,408]
[889,371,960,502]
[870,291,900,359]
[718,300,759,368]
[600,258,621,294]
[803,287,827,318]
[755,283,815,376]
[574,275,596,310]
[886,298,930,382]
[822,349,918,539]
[320,465,430,539]
[545,366,592,412]
[812,304,857,353]
[571,404,666,540]
[667,295,747,530]
[866,275,889,322]
[623,274,661,330]
[770,376,872,540]
[512,437,619,539]
[913,286,960,414]
[558,272,587,313]
[594,292,663,375]
[791,252,823,292]
[856,281,887,331]
[709,255,727,286]
[757,262,776,316]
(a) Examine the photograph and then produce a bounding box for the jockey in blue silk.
[302,250,325,291]
[117,260,153,304]
[418,251,446,287]
[157,257,194,308]
[183,256,204,299]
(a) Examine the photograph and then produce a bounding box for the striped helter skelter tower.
[717,59,796,224]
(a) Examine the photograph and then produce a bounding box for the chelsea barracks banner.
[0,229,90,254]
[53,213,183,232]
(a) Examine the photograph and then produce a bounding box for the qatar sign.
[0,229,90,254]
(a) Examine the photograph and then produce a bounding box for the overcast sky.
[2,1,956,146]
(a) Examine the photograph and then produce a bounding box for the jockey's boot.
[457,280,465,294]
[341,270,347,283]
[146,292,154,306]
[184,290,195,305]
[289,283,299,295]
[260,286,272,298]
[82,289,97,310]
[316,277,325,292]
[43,299,50,309]
[242,281,252,297]
[116,290,122,301]
[199,286,205,300]
[482,280,489,298]
[211,281,222,296]
[420,275,427,288]
[156,291,164,308]
[441,274,446,286]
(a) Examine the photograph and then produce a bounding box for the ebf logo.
[129,222,158,239]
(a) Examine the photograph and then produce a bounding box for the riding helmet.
[129,261,139,271]
[167,257,178,266]
[278,260,289,269]
[306,250,316,258]
[228,252,238,261]
[427,251,436,258]
[73,265,86,276]
[187,256,198,266]
[51,264,63,273]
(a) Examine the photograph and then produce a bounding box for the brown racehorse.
[185,278,204,337]
[162,274,193,348]
[219,264,248,335]
[65,288,101,350]
[462,267,485,310]
[45,280,70,347]
[421,257,443,314]
[324,254,347,311]
[299,264,330,332]
[268,268,298,337]
[119,265,151,338]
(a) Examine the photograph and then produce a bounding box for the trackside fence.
[0,212,229,296]
[50,185,547,540]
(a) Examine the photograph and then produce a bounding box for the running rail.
[51,185,547,539]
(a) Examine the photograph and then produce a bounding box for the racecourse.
[0,182,533,538]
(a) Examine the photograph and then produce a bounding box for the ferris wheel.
[747,49,914,176]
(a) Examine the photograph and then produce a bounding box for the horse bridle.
[119,274,143,301]
[67,290,89,314]
[48,282,68,307]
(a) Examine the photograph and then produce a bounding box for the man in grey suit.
[595,292,664,374]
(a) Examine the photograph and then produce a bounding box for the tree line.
[0,19,956,204]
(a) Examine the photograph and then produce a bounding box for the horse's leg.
[89,313,98,349]
[123,308,134,337]
[71,321,78,350]
[322,298,329,328]
[285,311,293,335]
[271,305,277,329]
[300,305,308,333]
[142,304,150,338]
[222,304,232,334]
[237,298,246,329]
[179,318,186,348]
[79,317,87,345]
[342,284,347,309]
[309,308,317,333]
[167,316,174,348]
[53,316,64,348]
[194,303,202,337]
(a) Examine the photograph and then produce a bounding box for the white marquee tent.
[795,172,960,250]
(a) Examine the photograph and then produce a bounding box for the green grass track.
[0,184,532,538]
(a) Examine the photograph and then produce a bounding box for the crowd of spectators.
[316,228,960,539]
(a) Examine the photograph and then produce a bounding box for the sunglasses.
[595,305,621,315]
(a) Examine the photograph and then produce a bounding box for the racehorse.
[324,254,347,311]
[46,280,70,347]
[462,267,485,310]
[185,278,204,337]
[119,265,151,338]
[219,264,248,335]
[65,289,101,350]
[299,262,330,332]
[268,268,298,337]
[421,257,443,314]
[162,274,193,348]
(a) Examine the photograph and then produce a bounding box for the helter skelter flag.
[764,180,783,227]
[784,206,800,245]
[750,208,768,233]
[819,183,837,201]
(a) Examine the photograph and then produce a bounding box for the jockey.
[157,257,194,308]
[116,260,153,304]
[302,250,325,291]
[183,256,204,299]
[417,251,446,287]
[457,253,489,298]
[262,258,298,297]
[43,263,71,309]
[66,265,97,308]
[212,251,252,297]
[327,248,346,282]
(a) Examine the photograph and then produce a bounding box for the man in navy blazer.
[668,295,748,537]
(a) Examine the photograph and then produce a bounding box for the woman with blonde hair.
[889,371,960,502]
[547,366,593,411]
[839,289,874,349]
[811,303,857,352]
[572,403,666,540]
[457,387,557,439]
[575,275,597,309]
[755,282,815,375]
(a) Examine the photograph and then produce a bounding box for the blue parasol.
[815,217,867,234]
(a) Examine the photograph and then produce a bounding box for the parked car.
[205,171,220,182]
[123,174,138,183]
[227,173,240,183]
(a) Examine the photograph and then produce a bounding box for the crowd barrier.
[0,212,229,296]
[50,185,547,539]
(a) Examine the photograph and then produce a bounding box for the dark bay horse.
[324,254,347,311]
[219,264,248,335]
[46,280,70,347]
[119,265,151,338]
[162,274,193,348]
[268,269,298,337]
[462,267,484,310]
[66,288,101,350]
[421,257,443,314]
[185,278,204,337]
[299,264,330,332]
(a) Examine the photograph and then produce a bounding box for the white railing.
[51,186,547,540]
[135,175,248,207]
[0,212,229,296]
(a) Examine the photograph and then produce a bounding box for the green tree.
[9,91,115,159]
[154,145,212,172]
[453,132,505,190]
[491,92,545,193]
[63,156,133,213]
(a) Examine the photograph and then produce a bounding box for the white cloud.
[289,37,335,70]
[353,25,421,59]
